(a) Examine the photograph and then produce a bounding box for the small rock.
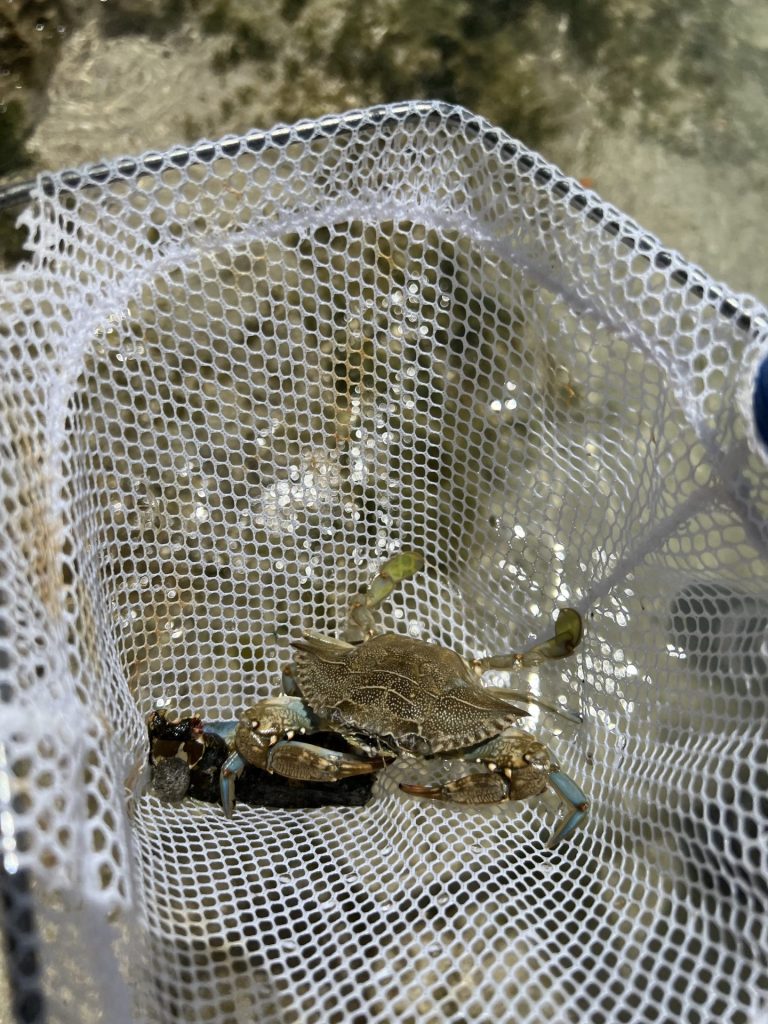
[151,757,191,804]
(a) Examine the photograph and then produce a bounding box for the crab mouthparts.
[249,723,281,747]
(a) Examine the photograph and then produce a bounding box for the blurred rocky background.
[0,0,767,300]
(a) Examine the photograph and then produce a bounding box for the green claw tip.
[363,551,425,610]
[555,608,583,654]
[381,550,424,581]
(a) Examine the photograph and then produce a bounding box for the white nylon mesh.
[1,101,767,1024]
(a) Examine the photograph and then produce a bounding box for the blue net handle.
[754,353,768,449]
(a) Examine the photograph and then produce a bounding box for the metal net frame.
[1,101,767,1024]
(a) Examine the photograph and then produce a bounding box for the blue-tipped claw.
[547,769,589,848]
[220,751,245,817]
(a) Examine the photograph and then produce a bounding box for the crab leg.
[472,607,583,673]
[546,769,589,848]
[344,550,425,642]
[220,751,246,817]
[401,725,588,846]
[401,767,589,848]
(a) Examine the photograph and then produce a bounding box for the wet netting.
[1,102,767,1024]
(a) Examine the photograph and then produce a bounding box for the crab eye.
[523,751,545,767]
[249,720,260,731]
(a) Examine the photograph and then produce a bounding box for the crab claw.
[344,550,425,642]
[550,608,583,658]
[473,607,583,673]
[267,740,383,782]
[401,758,589,849]
[547,769,589,848]
[401,772,510,804]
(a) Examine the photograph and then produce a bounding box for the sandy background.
[0,0,766,302]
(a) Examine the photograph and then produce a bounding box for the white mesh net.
[1,100,768,1024]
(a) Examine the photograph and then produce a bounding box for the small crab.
[147,708,229,804]
[146,708,378,809]
[221,551,589,847]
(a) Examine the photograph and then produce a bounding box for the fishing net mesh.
[1,101,767,1024]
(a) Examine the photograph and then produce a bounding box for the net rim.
[1,99,765,343]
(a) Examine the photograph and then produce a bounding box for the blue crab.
[221,552,589,847]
